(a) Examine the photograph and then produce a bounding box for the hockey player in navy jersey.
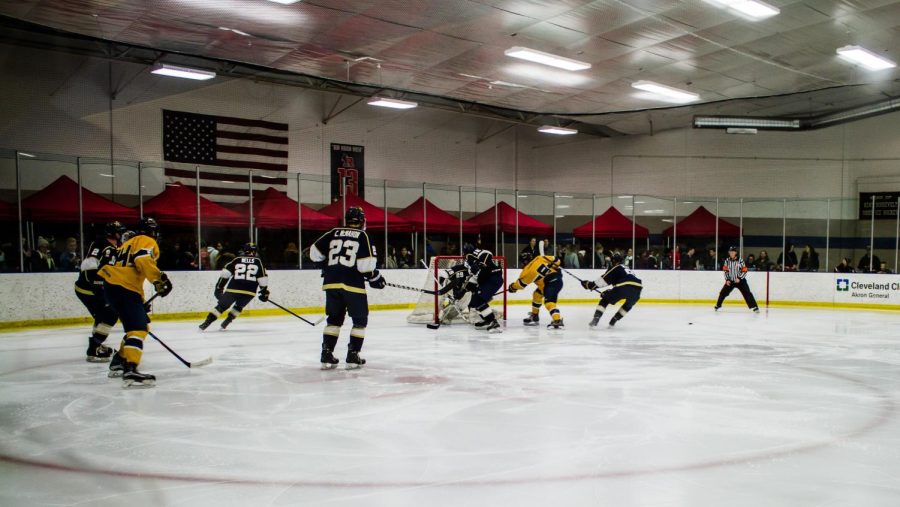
[581,253,643,327]
[199,243,270,330]
[310,206,385,369]
[74,221,125,362]
[466,246,505,333]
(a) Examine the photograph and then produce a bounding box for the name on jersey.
[336,229,361,239]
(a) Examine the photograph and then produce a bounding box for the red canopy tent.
[0,200,16,221]
[469,201,552,236]
[662,206,740,237]
[231,187,338,230]
[573,207,649,239]
[141,183,247,226]
[395,197,479,234]
[22,175,138,222]
[318,193,413,232]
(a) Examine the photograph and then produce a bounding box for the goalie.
[580,253,642,327]
[432,261,472,324]
[507,242,564,329]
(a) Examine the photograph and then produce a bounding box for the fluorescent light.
[151,63,216,80]
[99,173,116,178]
[618,195,632,199]
[367,97,418,109]
[266,0,302,4]
[632,80,699,103]
[504,47,591,71]
[18,152,36,158]
[556,205,571,209]
[836,45,897,71]
[729,0,779,19]
[634,201,646,204]
[727,127,758,134]
[694,116,801,129]
[537,125,578,135]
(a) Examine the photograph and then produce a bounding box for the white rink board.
[1,270,898,324]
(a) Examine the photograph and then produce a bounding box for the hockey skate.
[522,313,540,326]
[547,319,564,329]
[86,343,113,363]
[220,315,235,330]
[484,320,502,333]
[714,306,721,311]
[108,352,125,378]
[346,351,366,369]
[751,307,760,313]
[122,363,155,388]
[320,349,339,370]
[198,315,216,330]
[588,317,601,328]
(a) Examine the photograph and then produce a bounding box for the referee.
[714,246,759,313]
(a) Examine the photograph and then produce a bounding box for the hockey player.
[310,206,385,369]
[507,245,564,329]
[433,260,471,324]
[581,253,642,327]
[98,218,172,387]
[466,248,504,333]
[714,246,759,312]
[199,243,269,330]
[74,221,124,362]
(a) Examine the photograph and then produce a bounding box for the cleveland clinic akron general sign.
[835,276,900,303]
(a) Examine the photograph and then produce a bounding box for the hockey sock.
[549,308,561,322]
[478,304,496,323]
[611,307,629,324]
[90,322,113,346]
[349,327,365,352]
[203,312,217,323]
[322,326,340,352]
[228,308,241,319]
[120,331,147,364]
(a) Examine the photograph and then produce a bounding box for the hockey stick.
[268,299,325,326]
[148,331,213,368]
[421,261,463,329]
[558,266,605,294]
[386,281,436,295]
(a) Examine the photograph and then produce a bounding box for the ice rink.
[1,305,899,507]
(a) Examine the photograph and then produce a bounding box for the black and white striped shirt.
[722,257,748,282]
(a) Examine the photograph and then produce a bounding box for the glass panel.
[585,194,616,270]
[425,183,463,258]
[497,189,516,264]
[634,196,675,269]
[741,200,783,272]
[385,180,421,268]
[138,163,202,271]
[18,153,78,273]
[785,199,828,273]
[555,192,591,269]
[299,173,329,269]
[674,198,719,271]
[0,150,20,272]
[719,198,742,269]
[515,189,553,260]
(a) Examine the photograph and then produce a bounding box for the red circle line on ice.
[0,363,892,487]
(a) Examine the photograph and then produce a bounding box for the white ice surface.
[1,305,900,507]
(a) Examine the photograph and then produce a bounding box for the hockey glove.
[258,287,270,302]
[153,272,173,297]
[368,270,386,289]
[464,281,478,293]
[581,280,598,291]
[507,282,518,294]
[143,301,153,314]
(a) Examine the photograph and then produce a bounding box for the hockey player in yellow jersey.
[98,218,172,387]
[507,240,565,329]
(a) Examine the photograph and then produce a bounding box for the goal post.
[406,255,507,325]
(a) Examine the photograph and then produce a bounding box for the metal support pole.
[422,183,427,265]
[515,190,520,268]
[196,165,202,271]
[894,197,899,273]
[77,157,84,260]
[248,170,254,243]
[297,175,302,269]
[781,199,786,272]
[672,197,677,271]
[739,199,744,259]
[631,197,636,269]
[869,194,876,272]
[137,162,143,218]
[15,152,24,272]
[631,196,637,269]
[494,189,498,254]
[458,185,463,256]
[715,198,720,261]
[342,175,348,226]
[383,182,388,266]
[552,193,557,256]
[591,195,596,269]
[825,199,830,273]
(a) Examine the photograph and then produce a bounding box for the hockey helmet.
[345,206,365,228]
[462,243,476,256]
[611,252,624,265]
[242,242,258,256]
[520,249,533,265]
[135,217,159,238]
[104,220,126,238]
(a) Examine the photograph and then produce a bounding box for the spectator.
[746,254,757,271]
[594,244,609,269]
[799,245,819,272]
[877,262,893,274]
[703,248,719,270]
[756,250,773,271]
[564,245,580,268]
[397,247,414,268]
[384,247,398,269]
[834,257,853,273]
[521,238,539,265]
[857,246,881,273]
[625,248,634,269]
[777,244,798,271]
[634,250,650,269]
[30,237,56,272]
[681,247,697,270]
[647,250,659,270]
[668,247,680,270]
[283,242,299,267]
[58,237,80,271]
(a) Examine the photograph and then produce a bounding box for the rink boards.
[1,269,897,329]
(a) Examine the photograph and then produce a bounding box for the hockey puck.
[688,322,693,325]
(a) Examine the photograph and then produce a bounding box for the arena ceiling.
[1,0,899,135]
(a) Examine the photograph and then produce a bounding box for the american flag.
[163,110,289,202]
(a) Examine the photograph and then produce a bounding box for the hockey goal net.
[406,255,507,325]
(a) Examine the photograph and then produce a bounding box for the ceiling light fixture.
[632,80,699,103]
[367,97,418,109]
[729,0,780,19]
[151,63,216,80]
[504,47,591,71]
[266,0,302,4]
[726,127,759,134]
[537,125,578,135]
[694,116,800,129]
[836,45,897,71]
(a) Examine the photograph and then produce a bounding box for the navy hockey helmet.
[520,249,534,265]
[135,217,159,238]
[242,243,258,256]
[462,243,476,256]
[611,252,624,265]
[104,220,126,238]
[345,206,365,228]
